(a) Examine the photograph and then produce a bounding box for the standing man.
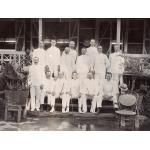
[28,57,45,111]
[47,39,60,77]
[62,41,77,69]
[86,39,98,68]
[93,45,110,82]
[109,44,125,90]
[76,48,91,80]
[69,41,77,64]
[32,41,47,68]
[60,47,75,79]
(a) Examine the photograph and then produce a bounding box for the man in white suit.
[32,41,47,67]
[93,45,110,82]
[69,72,81,112]
[53,72,70,113]
[86,39,98,69]
[60,47,75,79]
[69,41,77,64]
[40,70,55,112]
[47,39,60,77]
[79,72,99,113]
[28,57,45,111]
[94,72,118,114]
[109,44,125,94]
[76,48,91,80]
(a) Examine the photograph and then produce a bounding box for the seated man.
[69,72,81,112]
[40,70,55,113]
[53,72,70,113]
[95,72,119,114]
[79,72,99,113]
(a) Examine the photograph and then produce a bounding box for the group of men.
[27,39,125,113]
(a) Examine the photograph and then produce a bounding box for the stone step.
[27,111,116,119]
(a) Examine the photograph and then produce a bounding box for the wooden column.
[95,19,100,45]
[142,19,146,54]
[109,20,112,54]
[38,18,43,45]
[76,20,80,56]
[116,19,121,45]
[124,20,128,53]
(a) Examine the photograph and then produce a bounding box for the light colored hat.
[119,83,128,92]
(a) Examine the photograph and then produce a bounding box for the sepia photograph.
[0,18,150,131]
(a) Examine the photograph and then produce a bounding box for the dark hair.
[72,71,77,75]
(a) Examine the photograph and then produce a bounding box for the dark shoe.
[40,105,44,112]
[46,105,50,112]
[96,107,101,114]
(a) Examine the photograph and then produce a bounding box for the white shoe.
[78,109,82,113]
[66,107,69,113]
[50,107,55,113]
[62,108,65,113]
[31,109,35,111]
[90,108,93,113]
[114,103,119,109]
[36,108,40,111]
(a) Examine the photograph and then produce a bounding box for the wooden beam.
[38,18,43,45]
[116,19,121,45]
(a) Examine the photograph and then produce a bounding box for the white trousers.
[112,73,123,85]
[30,86,41,110]
[91,95,102,110]
[79,94,88,112]
[112,73,123,94]
[61,94,70,108]
[40,90,55,106]
[92,94,118,110]
[49,65,58,78]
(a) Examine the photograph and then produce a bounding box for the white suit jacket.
[76,55,91,74]
[69,79,80,97]
[60,53,75,73]
[86,46,98,68]
[47,46,61,69]
[93,53,110,73]
[109,52,124,74]
[28,64,45,86]
[32,48,47,67]
[43,77,55,92]
[80,78,99,95]
[53,79,65,95]
[101,79,117,97]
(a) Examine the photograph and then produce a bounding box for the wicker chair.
[115,92,140,130]
[4,90,29,123]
